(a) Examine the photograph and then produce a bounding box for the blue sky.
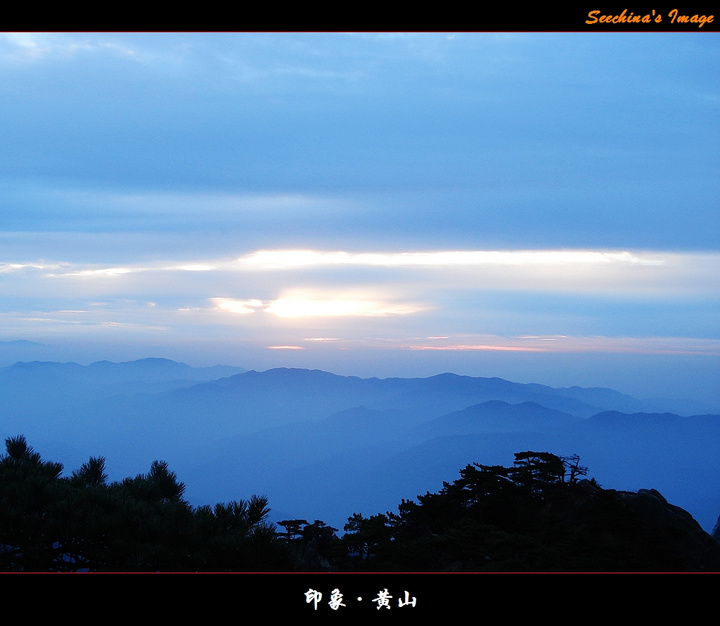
[1,32,719,404]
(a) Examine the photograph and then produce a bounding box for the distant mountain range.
[0,359,718,536]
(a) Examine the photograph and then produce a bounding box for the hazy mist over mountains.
[1,33,717,578]
[1,355,718,535]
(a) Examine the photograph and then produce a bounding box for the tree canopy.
[0,435,295,571]
[338,451,720,572]
[1,439,717,572]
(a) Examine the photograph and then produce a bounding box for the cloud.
[3,248,717,331]
[0,33,138,63]
[264,296,423,318]
[401,334,720,357]
[210,298,265,315]
[209,293,425,319]
[405,343,548,353]
[233,248,719,296]
[236,248,666,269]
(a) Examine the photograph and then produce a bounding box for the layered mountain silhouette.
[0,360,718,536]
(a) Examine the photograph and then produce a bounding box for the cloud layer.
[0,32,717,402]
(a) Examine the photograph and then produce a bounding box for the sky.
[1,32,719,405]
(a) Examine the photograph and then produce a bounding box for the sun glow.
[210,290,424,319]
[265,297,421,318]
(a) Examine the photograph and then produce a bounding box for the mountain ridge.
[0,359,718,534]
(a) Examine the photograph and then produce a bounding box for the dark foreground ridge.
[1,437,718,572]
[332,452,720,572]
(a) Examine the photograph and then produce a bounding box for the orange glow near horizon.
[404,344,549,352]
[401,335,720,356]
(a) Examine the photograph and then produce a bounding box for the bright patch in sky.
[210,290,424,319]
[264,296,418,318]
[237,248,665,269]
[0,32,717,403]
[211,298,265,315]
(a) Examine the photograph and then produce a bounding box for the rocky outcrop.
[610,488,720,571]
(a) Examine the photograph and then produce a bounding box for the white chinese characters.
[305,588,417,611]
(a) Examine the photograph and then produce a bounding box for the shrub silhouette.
[339,452,720,572]
[2,439,717,572]
[0,435,294,571]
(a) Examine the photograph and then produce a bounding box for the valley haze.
[1,355,718,537]
[0,33,717,549]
